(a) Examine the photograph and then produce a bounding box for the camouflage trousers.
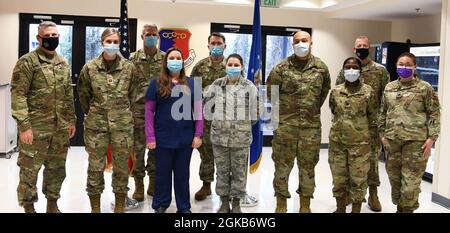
[272,126,321,199]
[385,139,428,211]
[368,136,381,187]
[17,129,70,206]
[329,141,370,203]
[213,144,248,199]
[132,126,155,180]
[198,122,214,182]
[84,128,133,196]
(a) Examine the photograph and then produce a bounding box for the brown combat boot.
[334,197,346,213]
[194,182,211,201]
[275,196,287,213]
[89,195,101,213]
[231,198,242,213]
[351,203,362,213]
[114,193,126,213]
[46,199,61,213]
[299,196,311,213]
[147,176,155,197]
[23,203,36,213]
[132,177,145,202]
[368,186,382,212]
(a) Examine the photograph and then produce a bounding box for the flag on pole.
[119,0,130,59]
[247,0,263,174]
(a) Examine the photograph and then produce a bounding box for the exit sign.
[262,0,278,8]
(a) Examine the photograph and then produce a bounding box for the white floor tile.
[0,147,448,213]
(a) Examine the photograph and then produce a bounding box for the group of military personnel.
[11,21,440,213]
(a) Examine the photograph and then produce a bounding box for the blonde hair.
[101,28,120,42]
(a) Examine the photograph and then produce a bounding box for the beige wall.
[391,14,441,43]
[0,0,392,143]
[434,0,450,202]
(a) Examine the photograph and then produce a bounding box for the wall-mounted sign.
[159,28,196,67]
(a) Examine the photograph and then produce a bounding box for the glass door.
[19,13,137,146]
[28,24,74,67]
[211,23,311,140]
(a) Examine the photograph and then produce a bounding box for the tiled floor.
[0,147,448,213]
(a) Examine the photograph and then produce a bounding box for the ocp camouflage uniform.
[129,49,165,182]
[191,57,226,183]
[204,76,261,199]
[78,55,138,197]
[267,55,331,200]
[378,76,440,212]
[329,82,377,203]
[11,48,76,206]
[336,60,390,187]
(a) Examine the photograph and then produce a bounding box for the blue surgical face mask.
[103,43,120,57]
[167,60,183,73]
[210,46,224,57]
[145,36,158,48]
[226,67,242,78]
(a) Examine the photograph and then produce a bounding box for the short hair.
[101,28,120,42]
[38,21,57,34]
[355,36,370,45]
[142,24,158,34]
[208,32,226,44]
[343,57,363,70]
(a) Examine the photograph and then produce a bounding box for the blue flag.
[119,0,130,59]
[247,0,263,174]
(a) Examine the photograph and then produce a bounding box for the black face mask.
[355,48,370,60]
[40,37,59,51]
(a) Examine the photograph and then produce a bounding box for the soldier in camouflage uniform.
[204,54,261,213]
[78,28,138,213]
[129,24,165,201]
[267,31,331,213]
[190,32,227,201]
[11,21,76,213]
[336,36,390,211]
[329,57,377,213]
[378,53,440,213]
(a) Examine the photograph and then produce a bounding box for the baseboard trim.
[432,193,450,210]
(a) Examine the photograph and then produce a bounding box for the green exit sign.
[262,0,278,8]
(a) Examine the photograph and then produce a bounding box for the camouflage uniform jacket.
[77,55,138,132]
[266,54,331,128]
[191,56,227,89]
[129,49,165,128]
[378,76,440,141]
[204,76,261,148]
[11,48,76,132]
[336,60,390,109]
[329,82,377,145]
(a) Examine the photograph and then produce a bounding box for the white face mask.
[103,43,120,57]
[344,69,361,83]
[294,42,310,58]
